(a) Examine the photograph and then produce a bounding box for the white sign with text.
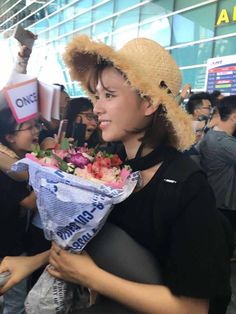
[5,72,60,122]
[3,79,38,123]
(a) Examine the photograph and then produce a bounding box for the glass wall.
[0,0,236,94]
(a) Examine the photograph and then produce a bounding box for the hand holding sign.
[3,73,60,123]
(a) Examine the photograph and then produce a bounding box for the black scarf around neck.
[120,144,174,172]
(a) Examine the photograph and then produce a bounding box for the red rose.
[110,154,122,167]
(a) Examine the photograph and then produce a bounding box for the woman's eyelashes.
[94,91,116,100]
[105,92,115,99]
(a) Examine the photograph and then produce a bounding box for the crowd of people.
[0,32,235,314]
[183,89,236,239]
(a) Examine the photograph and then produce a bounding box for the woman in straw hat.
[0,35,232,313]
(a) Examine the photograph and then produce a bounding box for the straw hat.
[64,35,194,151]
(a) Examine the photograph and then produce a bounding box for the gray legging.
[72,222,162,313]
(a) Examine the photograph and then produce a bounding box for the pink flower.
[27,145,132,188]
[74,167,92,179]
[52,149,68,160]
[70,153,91,168]
[99,157,112,168]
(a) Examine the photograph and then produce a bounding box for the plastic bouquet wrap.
[12,140,139,314]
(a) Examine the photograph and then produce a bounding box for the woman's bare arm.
[0,251,49,294]
[48,244,209,314]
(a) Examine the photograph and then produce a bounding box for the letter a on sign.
[3,79,38,123]
[216,9,230,26]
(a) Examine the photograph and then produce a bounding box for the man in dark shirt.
[199,95,236,313]
[199,96,236,230]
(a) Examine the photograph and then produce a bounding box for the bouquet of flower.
[12,140,139,314]
[28,140,131,189]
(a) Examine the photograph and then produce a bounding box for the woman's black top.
[109,145,231,313]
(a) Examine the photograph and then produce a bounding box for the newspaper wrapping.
[12,158,139,314]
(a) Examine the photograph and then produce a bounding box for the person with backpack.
[0,35,232,314]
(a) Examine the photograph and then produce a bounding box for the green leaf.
[52,153,68,172]
[45,149,52,157]
[32,144,41,156]
[59,138,70,150]
[60,160,69,172]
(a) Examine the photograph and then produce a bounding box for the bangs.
[87,60,131,96]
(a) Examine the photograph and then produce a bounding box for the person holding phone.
[9,25,38,77]
[65,97,101,147]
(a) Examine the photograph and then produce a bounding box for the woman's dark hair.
[87,60,177,150]
[65,97,102,147]
[140,105,176,149]
[185,98,202,115]
[65,97,93,137]
[0,107,18,147]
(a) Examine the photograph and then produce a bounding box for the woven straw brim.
[63,35,195,151]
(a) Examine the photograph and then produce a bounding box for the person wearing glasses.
[0,92,37,314]
[65,97,102,147]
[185,92,212,122]
[184,93,213,156]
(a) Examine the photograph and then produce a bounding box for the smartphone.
[72,122,86,147]
[57,119,68,144]
[13,24,35,49]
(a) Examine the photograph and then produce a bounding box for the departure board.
[205,55,236,96]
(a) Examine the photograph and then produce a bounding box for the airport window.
[181,66,207,90]
[171,41,213,67]
[174,0,206,11]
[113,7,139,31]
[139,17,172,47]
[112,26,138,49]
[140,0,173,22]
[74,11,92,30]
[92,1,114,21]
[92,19,113,38]
[213,36,236,57]
[172,3,217,45]
[114,0,140,13]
